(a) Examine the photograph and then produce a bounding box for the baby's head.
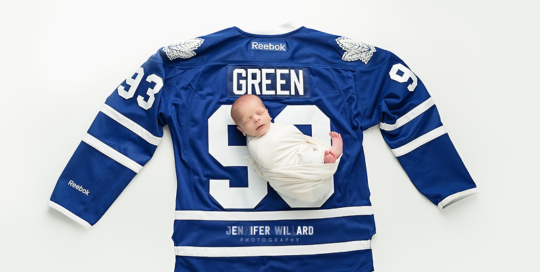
[231,94,272,137]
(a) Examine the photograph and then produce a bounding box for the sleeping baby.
[230,94,343,203]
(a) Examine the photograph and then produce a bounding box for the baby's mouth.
[256,124,264,130]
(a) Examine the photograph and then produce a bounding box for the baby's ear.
[237,126,246,137]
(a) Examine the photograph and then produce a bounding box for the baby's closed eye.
[244,111,267,125]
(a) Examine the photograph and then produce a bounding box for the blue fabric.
[175,249,374,272]
[397,134,476,205]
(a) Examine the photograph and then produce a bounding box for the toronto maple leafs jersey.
[49,26,477,272]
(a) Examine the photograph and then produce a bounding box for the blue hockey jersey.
[49,26,477,272]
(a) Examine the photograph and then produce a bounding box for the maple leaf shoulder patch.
[336,37,376,64]
[162,38,204,61]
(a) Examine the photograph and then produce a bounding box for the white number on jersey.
[389,63,418,92]
[117,67,163,110]
[117,67,144,100]
[208,104,334,209]
[137,74,163,110]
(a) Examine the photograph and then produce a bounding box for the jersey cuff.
[48,201,92,229]
[438,188,478,210]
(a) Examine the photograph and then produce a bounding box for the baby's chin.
[249,131,268,137]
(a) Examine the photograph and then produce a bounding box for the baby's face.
[236,101,272,137]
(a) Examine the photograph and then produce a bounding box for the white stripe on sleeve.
[82,133,143,173]
[438,188,479,209]
[391,126,447,157]
[100,104,162,146]
[380,97,435,131]
[48,201,92,229]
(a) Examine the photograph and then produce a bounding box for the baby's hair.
[231,94,266,126]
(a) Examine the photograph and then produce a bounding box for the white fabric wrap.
[245,122,342,203]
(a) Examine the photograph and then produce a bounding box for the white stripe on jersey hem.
[380,97,435,131]
[82,133,143,173]
[438,188,478,209]
[175,206,373,221]
[48,201,92,229]
[175,240,371,257]
[100,104,162,146]
[391,126,447,157]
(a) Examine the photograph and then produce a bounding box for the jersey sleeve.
[49,53,168,228]
[358,51,477,209]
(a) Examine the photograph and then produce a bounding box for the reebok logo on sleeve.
[68,180,90,196]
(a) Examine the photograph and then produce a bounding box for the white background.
[1,0,538,271]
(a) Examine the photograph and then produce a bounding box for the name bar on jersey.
[227,66,309,98]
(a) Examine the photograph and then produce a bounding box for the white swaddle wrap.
[244,122,342,203]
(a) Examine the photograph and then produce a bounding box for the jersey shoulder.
[300,27,390,68]
[156,27,238,64]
